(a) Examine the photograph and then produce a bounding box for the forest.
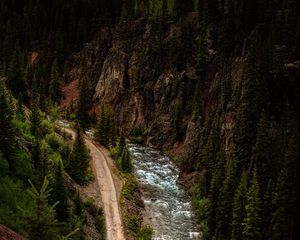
[0,0,299,240]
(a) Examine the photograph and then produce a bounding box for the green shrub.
[49,104,60,122]
[137,225,153,240]
[127,214,140,233]
[85,169,95,183]
[40,120,53,136]
[45,133,64,152]
[122,174,139,201]
[109,146,121,159]
[49,152,62,163]
[96,208,106,240]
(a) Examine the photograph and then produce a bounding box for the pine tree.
[251,112,272,192]
[195,37,208,79]
[234,54,261,170]
[231,171,248,240]
[109,115,116,147]
[17,92,25,120]
[242,168,262,240]
[30,104,42,138]
[271,134,300,240]
[118,132,126,154]
[49,59,61,103]
[31,140,48,188]
[262,179,275,239]
[208,151,225,237]
[53,160,70,222]
[120,147,133,173]
[68,127,89,184]
[73,191,83,218]
[7,44,27,96]
[214,153,236,239]
[0,82,16,173]
[77,76,90,130]
[25,177,59,240]
[95,105,115,147]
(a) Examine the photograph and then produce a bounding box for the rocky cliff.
[67,15,300,176]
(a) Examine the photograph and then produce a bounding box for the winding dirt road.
[63,127,125,240]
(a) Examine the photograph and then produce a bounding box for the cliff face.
[74,15,300,174]
[81,17,199,151]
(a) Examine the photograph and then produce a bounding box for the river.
[128,144,201,240]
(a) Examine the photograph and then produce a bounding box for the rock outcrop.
[68,16,300,175]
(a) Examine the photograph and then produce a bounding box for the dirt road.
[63,127,125,240]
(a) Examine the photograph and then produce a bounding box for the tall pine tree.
[7,44,27,96]
[271,134,300,240]
[68,127,89,184]
[231,171,248,240]
[49,59,62,103]
[0,82,16,173]
[77,76,90,130]
[242,168,262,240]
[25,177,59,240]
[53,160,70,222]
[30,104,42,138]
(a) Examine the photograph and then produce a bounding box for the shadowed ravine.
[128,144,201,240]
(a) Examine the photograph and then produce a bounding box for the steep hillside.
[68,1,300,239]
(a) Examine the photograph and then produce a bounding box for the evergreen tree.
[0,82,16,173]
[17,92,25,121]
[118,132,126,154]
[7,44,27,96]
[195,37,208,79]
[271,134,300,240]
[73,191,83,218]
[77,76,90,130]
[30,104,42,138]
[32,139,41,169]
[231,171,248,240]
[214,153,236,239]
[31,140,48,188]
[251,112,272,192]
[242,168,262,240]
[68,127,89,184]
[53,160,70,222]
[95,105,115,147]
[119,147,133,173]
[234,54,261,170]
[49,59,62,103]
[208,151,225,237]
[109,115,117,147]
[262,179,275,239]
[25,177,59,240]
